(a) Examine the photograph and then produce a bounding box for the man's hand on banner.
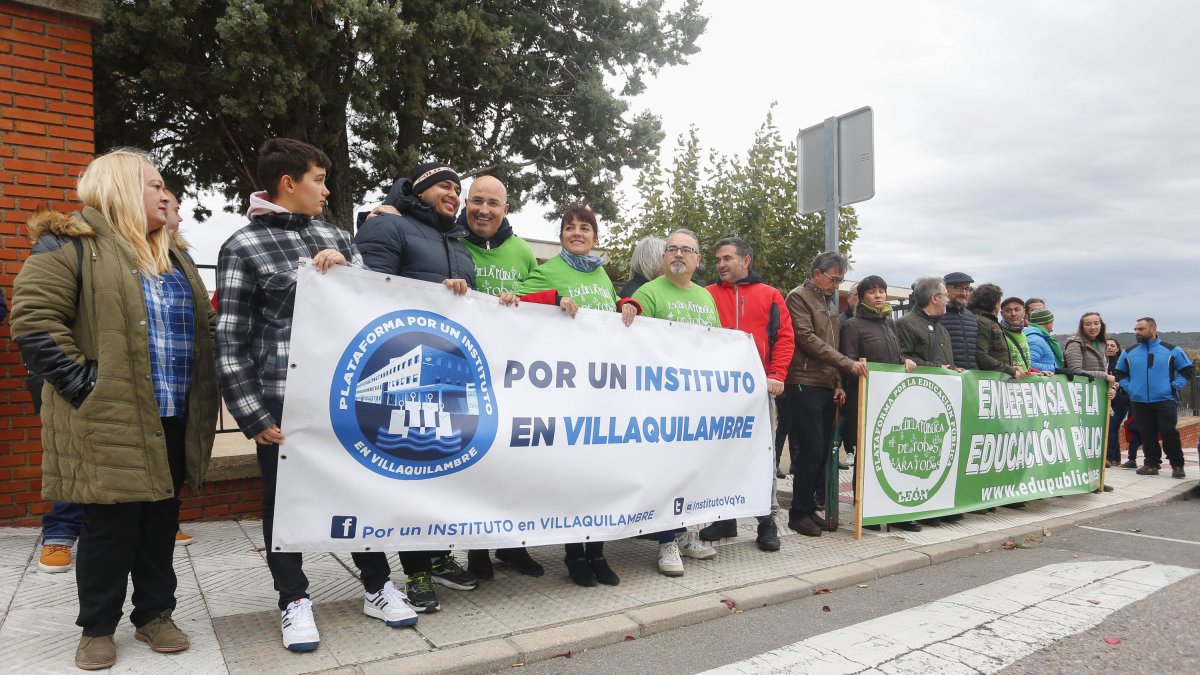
[903,359,917,373]
[313,249,347,272]
[498,292,518,306]
[254,425,285,446]
[442,279,469,295]
[767,378,784,396]
[621,303,638,326]
[848,361,869,378]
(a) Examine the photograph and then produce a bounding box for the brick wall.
[0,0,97,524]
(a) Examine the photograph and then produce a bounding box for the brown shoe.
[75,635,116,670]
[135,610,189,653]
[809,513,838,530]
[787,516,822,537]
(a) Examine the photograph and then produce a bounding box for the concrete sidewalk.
[1,465,1196,675]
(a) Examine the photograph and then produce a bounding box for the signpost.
[797,106,875,251]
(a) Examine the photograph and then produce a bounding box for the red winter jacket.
[706,274,794,381]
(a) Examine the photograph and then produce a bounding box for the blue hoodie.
[1114,337,1194,404]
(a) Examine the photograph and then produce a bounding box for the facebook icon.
[330,516,357,539]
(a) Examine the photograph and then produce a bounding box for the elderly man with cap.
[355,162,478,613]
[941,272,979,371]
[1024,307,1064,373]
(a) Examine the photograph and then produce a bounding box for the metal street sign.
[797,106,875,251]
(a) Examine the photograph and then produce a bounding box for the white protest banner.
[273,263,773,552]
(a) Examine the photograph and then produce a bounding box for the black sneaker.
[1120,460,1137,469]
[564,556,597,587]
[698,519,738,541]
[940,514,964,524]
[431,554,477,591]
[404,572,440,613]
[776,470,786,479]
[1135,465,1159,476]
[495,547,544,576]
[894,521,923,532]
[1171,467,1186,479]
[588,557,620,586]
[756,519,780,552]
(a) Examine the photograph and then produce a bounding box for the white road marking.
[1077,525,1200,546]
[705,560,1196,674]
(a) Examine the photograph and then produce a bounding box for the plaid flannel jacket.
[216,212,362,438]
[141,267,195,417]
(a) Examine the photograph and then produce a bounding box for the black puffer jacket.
[941,304,979,370]
[354,178,476,285]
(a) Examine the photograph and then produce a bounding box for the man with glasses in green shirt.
[632,229,721,576]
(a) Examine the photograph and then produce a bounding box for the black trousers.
[76,417,186,636]
[1130,401,1183,468]
[257,400,391,609]
[785,384,835,518]
[1106,395,1130,463]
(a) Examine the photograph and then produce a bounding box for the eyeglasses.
[664,245,698,255]
[467,197,506,209]
[947,285,973,292]
[818,269,845,284]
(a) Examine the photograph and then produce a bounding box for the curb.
[343,481,1197,674]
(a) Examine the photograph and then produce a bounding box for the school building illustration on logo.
[354,344,480,455]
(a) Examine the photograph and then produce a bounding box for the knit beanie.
[411,162,460,195]
[1029,308,1055,326]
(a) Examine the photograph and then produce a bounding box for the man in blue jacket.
[1114,317,1194,478]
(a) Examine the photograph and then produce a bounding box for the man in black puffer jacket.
[941,272,978,370]
[356,162,476,289]
[353,162,478,613]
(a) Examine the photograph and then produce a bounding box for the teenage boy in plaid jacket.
[216,138,417,653]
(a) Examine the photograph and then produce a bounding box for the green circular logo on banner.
[871,376,958,506]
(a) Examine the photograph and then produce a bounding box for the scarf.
[559,249,604,273]
[1000,318,1024,333]
[859,302,892,317]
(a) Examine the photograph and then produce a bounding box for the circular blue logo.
[329,310,497,480]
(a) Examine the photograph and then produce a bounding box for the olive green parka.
[11,208,218,504]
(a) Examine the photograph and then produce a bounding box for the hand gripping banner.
[273,264,773,552]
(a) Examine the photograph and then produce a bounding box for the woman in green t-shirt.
[500,205,637,587]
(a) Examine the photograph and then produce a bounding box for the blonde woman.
[12,150,218,670]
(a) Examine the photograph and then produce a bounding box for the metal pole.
[823,116,840,252]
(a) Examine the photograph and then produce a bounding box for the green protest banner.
[856,364,1107,531]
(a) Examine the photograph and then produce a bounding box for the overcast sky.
[184,0,1200,331]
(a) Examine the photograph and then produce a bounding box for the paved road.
[515,497,1200,674]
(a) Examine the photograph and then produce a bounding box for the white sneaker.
[280,598,320,652]
[676,531,717,560]
[364,580,418,627]
[658,541,684,576]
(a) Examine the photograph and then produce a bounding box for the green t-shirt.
[463,235,538,296]
[632,276,720,327]
[515,255,619,311]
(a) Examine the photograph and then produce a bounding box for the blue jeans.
[42,501,85,546]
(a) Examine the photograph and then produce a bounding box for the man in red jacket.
[697,237,794,551]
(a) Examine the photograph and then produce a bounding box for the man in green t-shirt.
[632,229,720,328]
[631,229,720,577]
[459,176,538,296]
[457,176,545,580]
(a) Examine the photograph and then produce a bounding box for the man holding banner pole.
[697,237,794,552]
[783,252,868,537]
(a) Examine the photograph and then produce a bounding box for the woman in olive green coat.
[11,150,218,670]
